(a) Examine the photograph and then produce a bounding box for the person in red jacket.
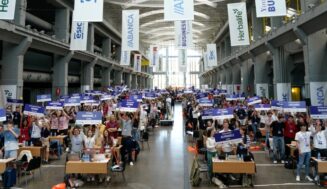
[19,117,31,145]
[284,115,298,157]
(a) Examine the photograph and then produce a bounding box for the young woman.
[83,125,99,150]
[58,110,71,135]
[3,121,20,159]
[206,128,217,179]
[131,112,140,141]
[41,118,51,163]
[50,111,59,136]
[69,127,84,155]
[218,119,233,156]
[19,117,30,145]
[30,116,43,146]
[105,115,119,138]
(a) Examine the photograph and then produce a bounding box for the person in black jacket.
[271,114,286,164]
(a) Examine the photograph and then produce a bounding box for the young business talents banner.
[122,10,139,51]
[255,0,287,17]
[175,20,193,49]
[0,0,16,20]
[227,2,250,46]
[164,0,194,21]
[70,21,88,51]
[73,0,103,22]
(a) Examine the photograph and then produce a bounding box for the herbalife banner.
[120,51,131,66]
[256,83,269,97]
[227,2,250,46]
[178,49,187,71]
[164,0,194,21]
[149,45,159,67]
[255,0,287,17]
[310,82,327,106]
[207,44,217,67]
[70,21,88,50]
[134,54,142,72]
[122,10,139,51]
[175,20,193,49]
[0,0,16,20]
[276,83,291,101]
[73,0,103,22]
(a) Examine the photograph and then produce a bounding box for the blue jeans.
[251,123,258,140]
[297,152,311,177]
[265,131,270,150]
[4,150,17,159]
[50,140,62,157]
[207,151,217,179]
[273,136,285,161]
[132,128,140,141]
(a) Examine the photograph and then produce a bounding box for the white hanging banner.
[70,21,88,51]
[175,20,193,49]
[206,44,217,67]
[164,0,194,21]
[0,0,16,20]
[310,82,327,106]
[255,0,287,17]
[178,49,187,72]
[256,83,269,97]
[227,2,250,46]
[149,45,159,67]
[276,83,291,101]
[203,52,209,71]
[120,51,131,66]
[73,0,103,22]
[122,10,139,51]
[134,54,142,72]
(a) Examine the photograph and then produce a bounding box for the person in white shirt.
[295,124,313,182]
[206,128,217,179]
[218,119,233,155]
[263,111,276,150]
[30,117,43,146]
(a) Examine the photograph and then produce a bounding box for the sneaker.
[315,176,319,181]
[106,176,111,182]
[130,161,134,166]
[91,176,95,181]
[296,176,300,182]
[229,175,236,181]
[281,160,285,164]
[66,148,69,152]
[99,178,103,183]
[87,177,91,182]
[273,160,277,164]
[112,165,120,169]
[305,176,313,182]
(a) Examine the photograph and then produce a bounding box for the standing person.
[284,115,298,158]
[30,117,43,146]
[3,121,20,159]
[206,128,217,179]
[105,115,119,139]
[270,115,286,164]
[19,117,31,145]
[69,127,84,155]
[263,111,276,150]
[58,110,71,151]
[119,112,135,165]
[12,106,22,128]
[295,124,313,182]
[251,111,261,141]
[218,119,233,156]
[131,112,140,141]
[41,118,51,163]
[50,111,59,136]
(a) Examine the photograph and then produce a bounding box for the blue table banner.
[0,108,6,122]
[144,92,157,99]
[75,111,102,125]
[7,99,24,105]
[37,94,51,103]
[310,106,327,119]
[282,101,307,112]
[119,100,139,112]
[100,95,112,101]
[214,129,243,145]
[246,96,262,105]
[129,94,143,102]
[271,100,284,110]
[46,102,63,110]
[198,98,213,107]
[202,108,234,120]
[81,95,95,103]
[254,104,271,111]
[196,93,208,99]
[64,98,81,107]
[23,104,45,117]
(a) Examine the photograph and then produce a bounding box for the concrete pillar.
[232,64,241,94]
[225,37,231,57]
[0,38,31,102]
[52,52,74,97]
[116,45,121,62]
[240,60,254,96]
[225,66,233,94]
[87,23,94,53]
[14,0,27,26]
[270,17,283,29]
[216,45,221,62]
[251,4,264,41]
[301,0,320,13]
[148,77,153,89]
[81,59,97,92]
[114,70,123,86]
[220,69,226,89]
[101,66,112,88]
[54,8,70,42]
[131,74,137,89]
[102,38,112,58]
[221,42,225,59]
[125,73,132,88]
[253,54,270,97]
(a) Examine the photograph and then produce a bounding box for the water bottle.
[318,152,321,160]
[241,154,244,161]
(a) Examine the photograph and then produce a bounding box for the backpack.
[190,158,202,186]
[284,157,296,169]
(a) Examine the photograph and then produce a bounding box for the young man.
[3,120,20,159]
[271,114,286,164]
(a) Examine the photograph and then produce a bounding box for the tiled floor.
[18,104,321,189]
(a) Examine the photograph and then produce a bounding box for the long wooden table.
[65,158,110,174]
[212,158,256,174]
[0,158,16,174]
[18,146,46,158]
[49,135,67,145]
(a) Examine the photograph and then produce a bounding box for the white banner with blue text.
[70,21,88,50]
[149,45,159,67]
[134,54,142,72]
[175,20,193,49]
[310,82,327,106]
[120,51,131,66]
[178,49,187,72]
[164,0,194,21]
[73,0,103,22]
[227,2,250,46]
[206,44,217,67]
[255,0,287,17]
[122,10,139,51]
[0,0,16,20]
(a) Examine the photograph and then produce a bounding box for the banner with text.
[0,0,16,20]
[24,104,45,117]
[310,106,327,119]
[0,108,5,122]
[37,94,51,103]
[255,0,287,17]
[46,102,63,110]
[164,0,194,21]
[73,0,103,22]
[149,45,159,67]
[175,20,193,49]
[228,2,250,46]
[206,44,217,67]
[214,130,243,145]
[256,83,269,97]
[120,51,131,66]
[276,83,291,101]
[134,54,142,72]
[119,100,139,112]
[75,111,102,125]
[178,49,187,71]
[122,10,139,51]
[282,101,307,112]
[70,21,88,50]
[310,82,327,106]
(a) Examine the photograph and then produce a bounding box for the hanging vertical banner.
[158,55,163,72]
[73,0,103,22]
[255,0,287,17]
[120,51,131,66]
[70,21,88,51]
[149,45,159,67]
[122,10,139,51]
[178,49,187,72]
[134,54,142,72]
[277,83,291,101]
[206,44,217,67]
[164,0,194,21]
[203,52,209,71]
[256,83,269,97]
[0,0,16,20]
[175,20,193,49]
[227,2,250,46]
[310,82,327,106]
